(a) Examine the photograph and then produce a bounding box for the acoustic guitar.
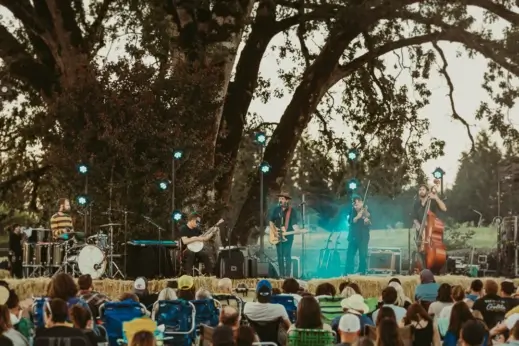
[269,225,308,245]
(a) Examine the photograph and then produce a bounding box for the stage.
[3,273,518,301]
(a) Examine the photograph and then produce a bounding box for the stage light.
[158,180,169,190]
[260,162,271,174]
[347,179,358,190]
[173,149,183,160]
[347,149,358,161]
[76,195,89,206]
[255,132,267,145]
[432,167,445,179]
[171,210,183,221]
[77,164,88,174]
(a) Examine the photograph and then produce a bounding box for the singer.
[345,195,371,275]
[269,192,301,278]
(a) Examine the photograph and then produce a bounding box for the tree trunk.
[231,26,365,245]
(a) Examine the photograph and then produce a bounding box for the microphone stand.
[107,208,132,278]
[144,216,165,278]
[300,194,306,279]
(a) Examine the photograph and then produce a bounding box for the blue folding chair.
[212,294,244,318]
[31,297,95,329]
[153,300,196,346]
[99,300,148,346]
[192,299,221,331]
[271,295,297,323]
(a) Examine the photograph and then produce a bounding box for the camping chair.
[247,318,282,346]
[31,296,96,329]
[99,300,148,346]
[191,299,221,332]
[271,295,297,323]
[317,297,343,324]
[212,294,244,317]
[153,300,196,346]
[199,324,214,346]
[34,336,89,346]
[287,329,335,346]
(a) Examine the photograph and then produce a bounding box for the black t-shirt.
[348,206,370,242]
[179,225,202,239]
[269,206,299,239]
[473,294,519,329]
[413,198,442,223]
[9,232,22,255]
[34,326,93,346]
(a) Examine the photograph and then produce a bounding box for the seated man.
[77,274,110,319]
[243,280,290,330]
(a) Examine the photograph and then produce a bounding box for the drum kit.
[21,223,124,280]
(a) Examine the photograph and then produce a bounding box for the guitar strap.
[284,207,292,230]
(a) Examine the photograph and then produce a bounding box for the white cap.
[134,277,146,291]
[338,314,361,333]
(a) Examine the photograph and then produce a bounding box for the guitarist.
[269,192,301,278]
[179,213,213,276]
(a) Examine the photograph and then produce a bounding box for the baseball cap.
[178,275,194,290]
[133,277,147,293]
[338,314,361,333]
[256,280,272,297]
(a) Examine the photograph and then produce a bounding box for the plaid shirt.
[78,290,110,318]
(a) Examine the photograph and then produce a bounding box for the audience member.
[236,326,255,346]
[375,307,396,325]
[315,283,337,298]
[195,288,212,300]
[77,274,109,319]
[69,305,104,346]
[130,330,156,346]
[460,320,488,346]
[341,287,357,299]
[332,294,373,336]
[439,285,466,319]
[281,278,302,304]
[466,279,484,302]
[501,280,519,308]
[133,277,157,308]
[387,282,411,309]
[290,295,332,332]
[0,304,28,346]
[473,279,512,329]
[402,303,440,346]
[217,278,233,294]
[243,280,290,330]
[376,318,404,346]
[428,283,452,316]
[372,287,406,325]
[212,325,235,346]
[177,276,196,301]
[5,290,31,339]
[337,314,361,346]
[414,270,439,302]
[34,298,91,346]
[157,287,177,301]
[219,306,241,339]
[47,273,79,302]
[443,302,477,346]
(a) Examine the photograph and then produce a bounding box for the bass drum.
[77,245,106,279]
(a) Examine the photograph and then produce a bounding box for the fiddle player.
[345,195,371,275]
[413,184,447,238]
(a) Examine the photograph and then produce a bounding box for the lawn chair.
[317,297,343,324]
[213,294,244,317]
[247,318,281,346]
[191,299,221,332]
[287,329,335,346]
[153,300,196,346]
[99,300,148,346]
[199,324,214,346]
[271,295,297,323]
[31,297,95,329]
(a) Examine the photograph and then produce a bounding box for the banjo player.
[179,213,222,276]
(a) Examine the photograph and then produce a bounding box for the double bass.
[413,183,446,273]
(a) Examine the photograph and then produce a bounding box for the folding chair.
[31,297,96,330]
[99,300,147,346]
[271,295,297,323]
[247,318,281,346]
[212,294,244,317]
[191,299,221,332]
[287,328,335,346]
[153,300,196,346]
[317,297,343,324]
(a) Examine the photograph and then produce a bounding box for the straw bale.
[3,275,517,301]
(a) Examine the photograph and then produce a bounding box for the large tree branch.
[0,24,57,97]
[466,0,519,25]
[85,0,114,52]
[0,166,51,197]
[52,0,84,49]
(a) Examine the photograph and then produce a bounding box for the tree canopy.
[0,0,518,244]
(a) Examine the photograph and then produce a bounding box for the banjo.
[186,219,224,253]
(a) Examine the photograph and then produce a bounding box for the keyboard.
[128,240,178,247]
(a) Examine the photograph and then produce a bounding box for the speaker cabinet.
[217,248,247,279]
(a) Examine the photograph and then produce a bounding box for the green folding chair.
[288,328,335,346]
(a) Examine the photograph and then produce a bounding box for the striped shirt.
[50,212,73,239]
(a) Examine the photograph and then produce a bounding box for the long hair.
[295,296,323,329]
[48,273,78,300]
[403,303,431,325]
[376,318,404,346]
[448,302,473,337]
[0,305,11,332]
[376,306,396,326]
[130,330,156,346]
[388,282,410,307]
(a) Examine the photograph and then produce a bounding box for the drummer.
[50,198,74,241]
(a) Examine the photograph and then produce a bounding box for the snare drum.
[34,243,51,265]
[51,243,64,266]
[22,243,34,265]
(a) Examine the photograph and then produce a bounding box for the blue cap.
[256,280,272,296]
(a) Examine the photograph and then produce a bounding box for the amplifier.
[216,248,248,279]
[368,247,401,274]
[291,256,300,278]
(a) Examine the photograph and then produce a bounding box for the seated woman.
[288,295,332,332]
[34,298,92,346]
[401,303,440,346]
[0,304,28,346]
[70,305,106,346]
[443,301,488,346]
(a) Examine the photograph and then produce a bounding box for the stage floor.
[5,274,515,301]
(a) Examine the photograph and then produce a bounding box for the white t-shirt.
[244,302,289,321]
[439,300,472,319]
[428,302,453,317]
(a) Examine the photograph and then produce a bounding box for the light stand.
[171,149,183,241]
[300,194,307,279]
[84,174,88,235]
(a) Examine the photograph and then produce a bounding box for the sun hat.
[340,294,369,315]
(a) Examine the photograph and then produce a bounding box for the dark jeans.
[345,237,369,274]
[276,236,293,277]
[10,254,22,278]
[184,249,213,276]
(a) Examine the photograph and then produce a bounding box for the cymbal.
[31,228,51,231]
[100,223,121,228]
